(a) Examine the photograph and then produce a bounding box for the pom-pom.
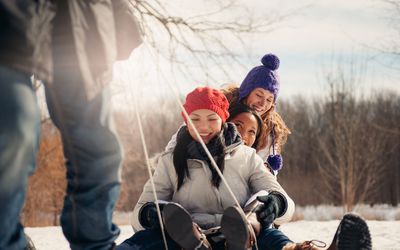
[261,54,280,70]
[267,154,283,171]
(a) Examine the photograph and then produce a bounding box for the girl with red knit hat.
[221,53,290,175]
[117,87,371,250]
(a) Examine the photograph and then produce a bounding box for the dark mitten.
[139,202,166,229]
[266,154,283,171]
[254,193,285,228]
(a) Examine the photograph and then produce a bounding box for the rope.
[122,56,169,250]
[134,102,169,250]
[270,119,275,155]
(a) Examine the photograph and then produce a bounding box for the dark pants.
[117,229,181,250]
[0,64,122,250]
[117,227,293,250]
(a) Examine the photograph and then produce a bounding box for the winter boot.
[283,213,372,250]
[221,206,256,250]
[326,213,372,250]
[163,203,211,250]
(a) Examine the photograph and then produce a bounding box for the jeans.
[0,67,41,250]
[0,65,123,250]
[117,229,181,250]
[117,227,293,250]
[256,227,293,250]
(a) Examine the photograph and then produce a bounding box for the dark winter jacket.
[0,0,142,99]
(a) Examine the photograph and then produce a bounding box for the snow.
[293,204,400,221]
[25,220,400,250]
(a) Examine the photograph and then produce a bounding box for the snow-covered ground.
[25,205,400,249]
[26,220,400,250]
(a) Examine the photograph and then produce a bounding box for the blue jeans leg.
[0,66,41,250]
[116,229,181,250]
[45,64,123,249]
[255,227,294,250]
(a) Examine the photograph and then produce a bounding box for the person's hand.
[139,202,166,229]
[254,194,283,228]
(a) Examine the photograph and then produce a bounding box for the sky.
[256,0,399,98]
[112,0,399,108]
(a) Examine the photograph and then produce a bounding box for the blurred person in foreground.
[0,1,141,249]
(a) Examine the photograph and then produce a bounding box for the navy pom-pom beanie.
[239,53,281,101]
[267,154,283,171]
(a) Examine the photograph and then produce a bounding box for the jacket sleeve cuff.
[269,191,287,217]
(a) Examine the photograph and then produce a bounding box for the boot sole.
[163,203,208,250]
[221,206,250,250]
[335,213,372,250]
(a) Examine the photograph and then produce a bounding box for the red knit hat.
[182,87,230,124]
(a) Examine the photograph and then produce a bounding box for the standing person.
[221,53,291,174]
[0,1,141,249]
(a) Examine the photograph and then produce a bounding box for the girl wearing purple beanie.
[221,53,290,174]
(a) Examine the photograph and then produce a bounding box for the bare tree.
[127,0,293,82]
[378,0,400,69]
[370,92,400,206]
[314,61,389,211]
[276,97,325,206]
[272,90,399,208]
[316,99,382,211]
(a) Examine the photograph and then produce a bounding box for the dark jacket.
[0,0,142,99]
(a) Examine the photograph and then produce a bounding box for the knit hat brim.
[182,87,230,124]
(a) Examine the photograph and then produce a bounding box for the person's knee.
[87,131,123,183]
[1,84,40,141]
[8,112,40,147]
[1,86,39,156]
[71,125,122,158]
[64,130,123,186]
[0,110,39,192]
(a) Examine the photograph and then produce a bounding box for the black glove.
[139,202,166,229]
[254,193,285,228]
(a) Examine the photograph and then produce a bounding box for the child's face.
[187,109,223,144]
[244,88,274,115]
[230,112,259,147]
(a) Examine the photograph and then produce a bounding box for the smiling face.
[187,109,223,144]
[244,88,274,115]
[230,112,259,147]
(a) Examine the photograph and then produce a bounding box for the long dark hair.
[227,103,263,149]
[173,126,227,190]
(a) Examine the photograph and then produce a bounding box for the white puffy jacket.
[131,142,294,231]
